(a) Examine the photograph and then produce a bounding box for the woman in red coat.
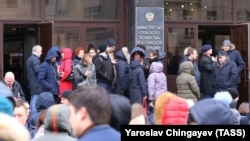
[59,47,73,97]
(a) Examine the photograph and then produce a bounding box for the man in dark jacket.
[199,44,216,98]
[213,51,239,91]
[222,40,245,87]
[3,71,25,101]
[26,45,43,114]
[93,41,117,93]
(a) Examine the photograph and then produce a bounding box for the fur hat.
[106,38,117,47]
[201,44,212,52]
[98,43,108,53]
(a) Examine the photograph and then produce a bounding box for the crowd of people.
[0,38,249,141]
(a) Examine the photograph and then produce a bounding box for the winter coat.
[176,61,200,103]
[75,63,97,88]
[38,46,60,95]
[26,53,42,95]
[154,91,189,125]
[115,49,130,95]
[72,56,82,90]
[147,62,167,101]
[59,48,73,97]
[93,53,114,85]
[213,58,239,91]
[199,54,216,95]
[129,60,147,104]
[178,56,200,87]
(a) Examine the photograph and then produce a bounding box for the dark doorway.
[198,25,249,104]
[3,25,37,101]
[198,25,231,56]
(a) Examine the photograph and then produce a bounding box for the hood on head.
[149,62,163,73]
[130,47,145,60]
[190,99,235,125]
[179,61,194,75]
[44,104,73,135]
[61,48,73,60]
[45,46,61,61]
[154,91,176,124]
[36,92,55,112]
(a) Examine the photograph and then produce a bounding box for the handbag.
[66,64,75,81]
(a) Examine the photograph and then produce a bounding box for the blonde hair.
[82,53,92,65]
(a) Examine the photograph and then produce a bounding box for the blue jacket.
[38,46,60,95]
[213,59,239,91]
[115,50,130,94]
[78,125,120,141]
[129,60,147,104]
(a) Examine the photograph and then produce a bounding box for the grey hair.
[32,45,42,53]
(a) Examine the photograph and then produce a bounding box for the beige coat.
[176,61,200,103]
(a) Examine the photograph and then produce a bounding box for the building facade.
[0,0,249,102]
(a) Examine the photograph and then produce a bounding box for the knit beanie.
[98,43,108,53]
[106,38,117,47]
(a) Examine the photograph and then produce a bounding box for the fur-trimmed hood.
[154,91,189,125]
[0,113,30,141]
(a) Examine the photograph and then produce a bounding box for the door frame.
[231,23,250,102]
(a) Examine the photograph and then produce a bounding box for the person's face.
[14,106,28,125]
[134,53,143,62]
[51,57,57,62]
[206,49,212,55]
[191,50,198,60]
[4,77,14,87]
[23,102,31,117]
[218,55,227,63]
[89,49,96,57]
[150,52,157,60]
[36,47,42,58]
[61,97,69,105]
[69,104,85,137]
[223,45,230,51]
[78,50,85,59]
[108,46,115,53]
